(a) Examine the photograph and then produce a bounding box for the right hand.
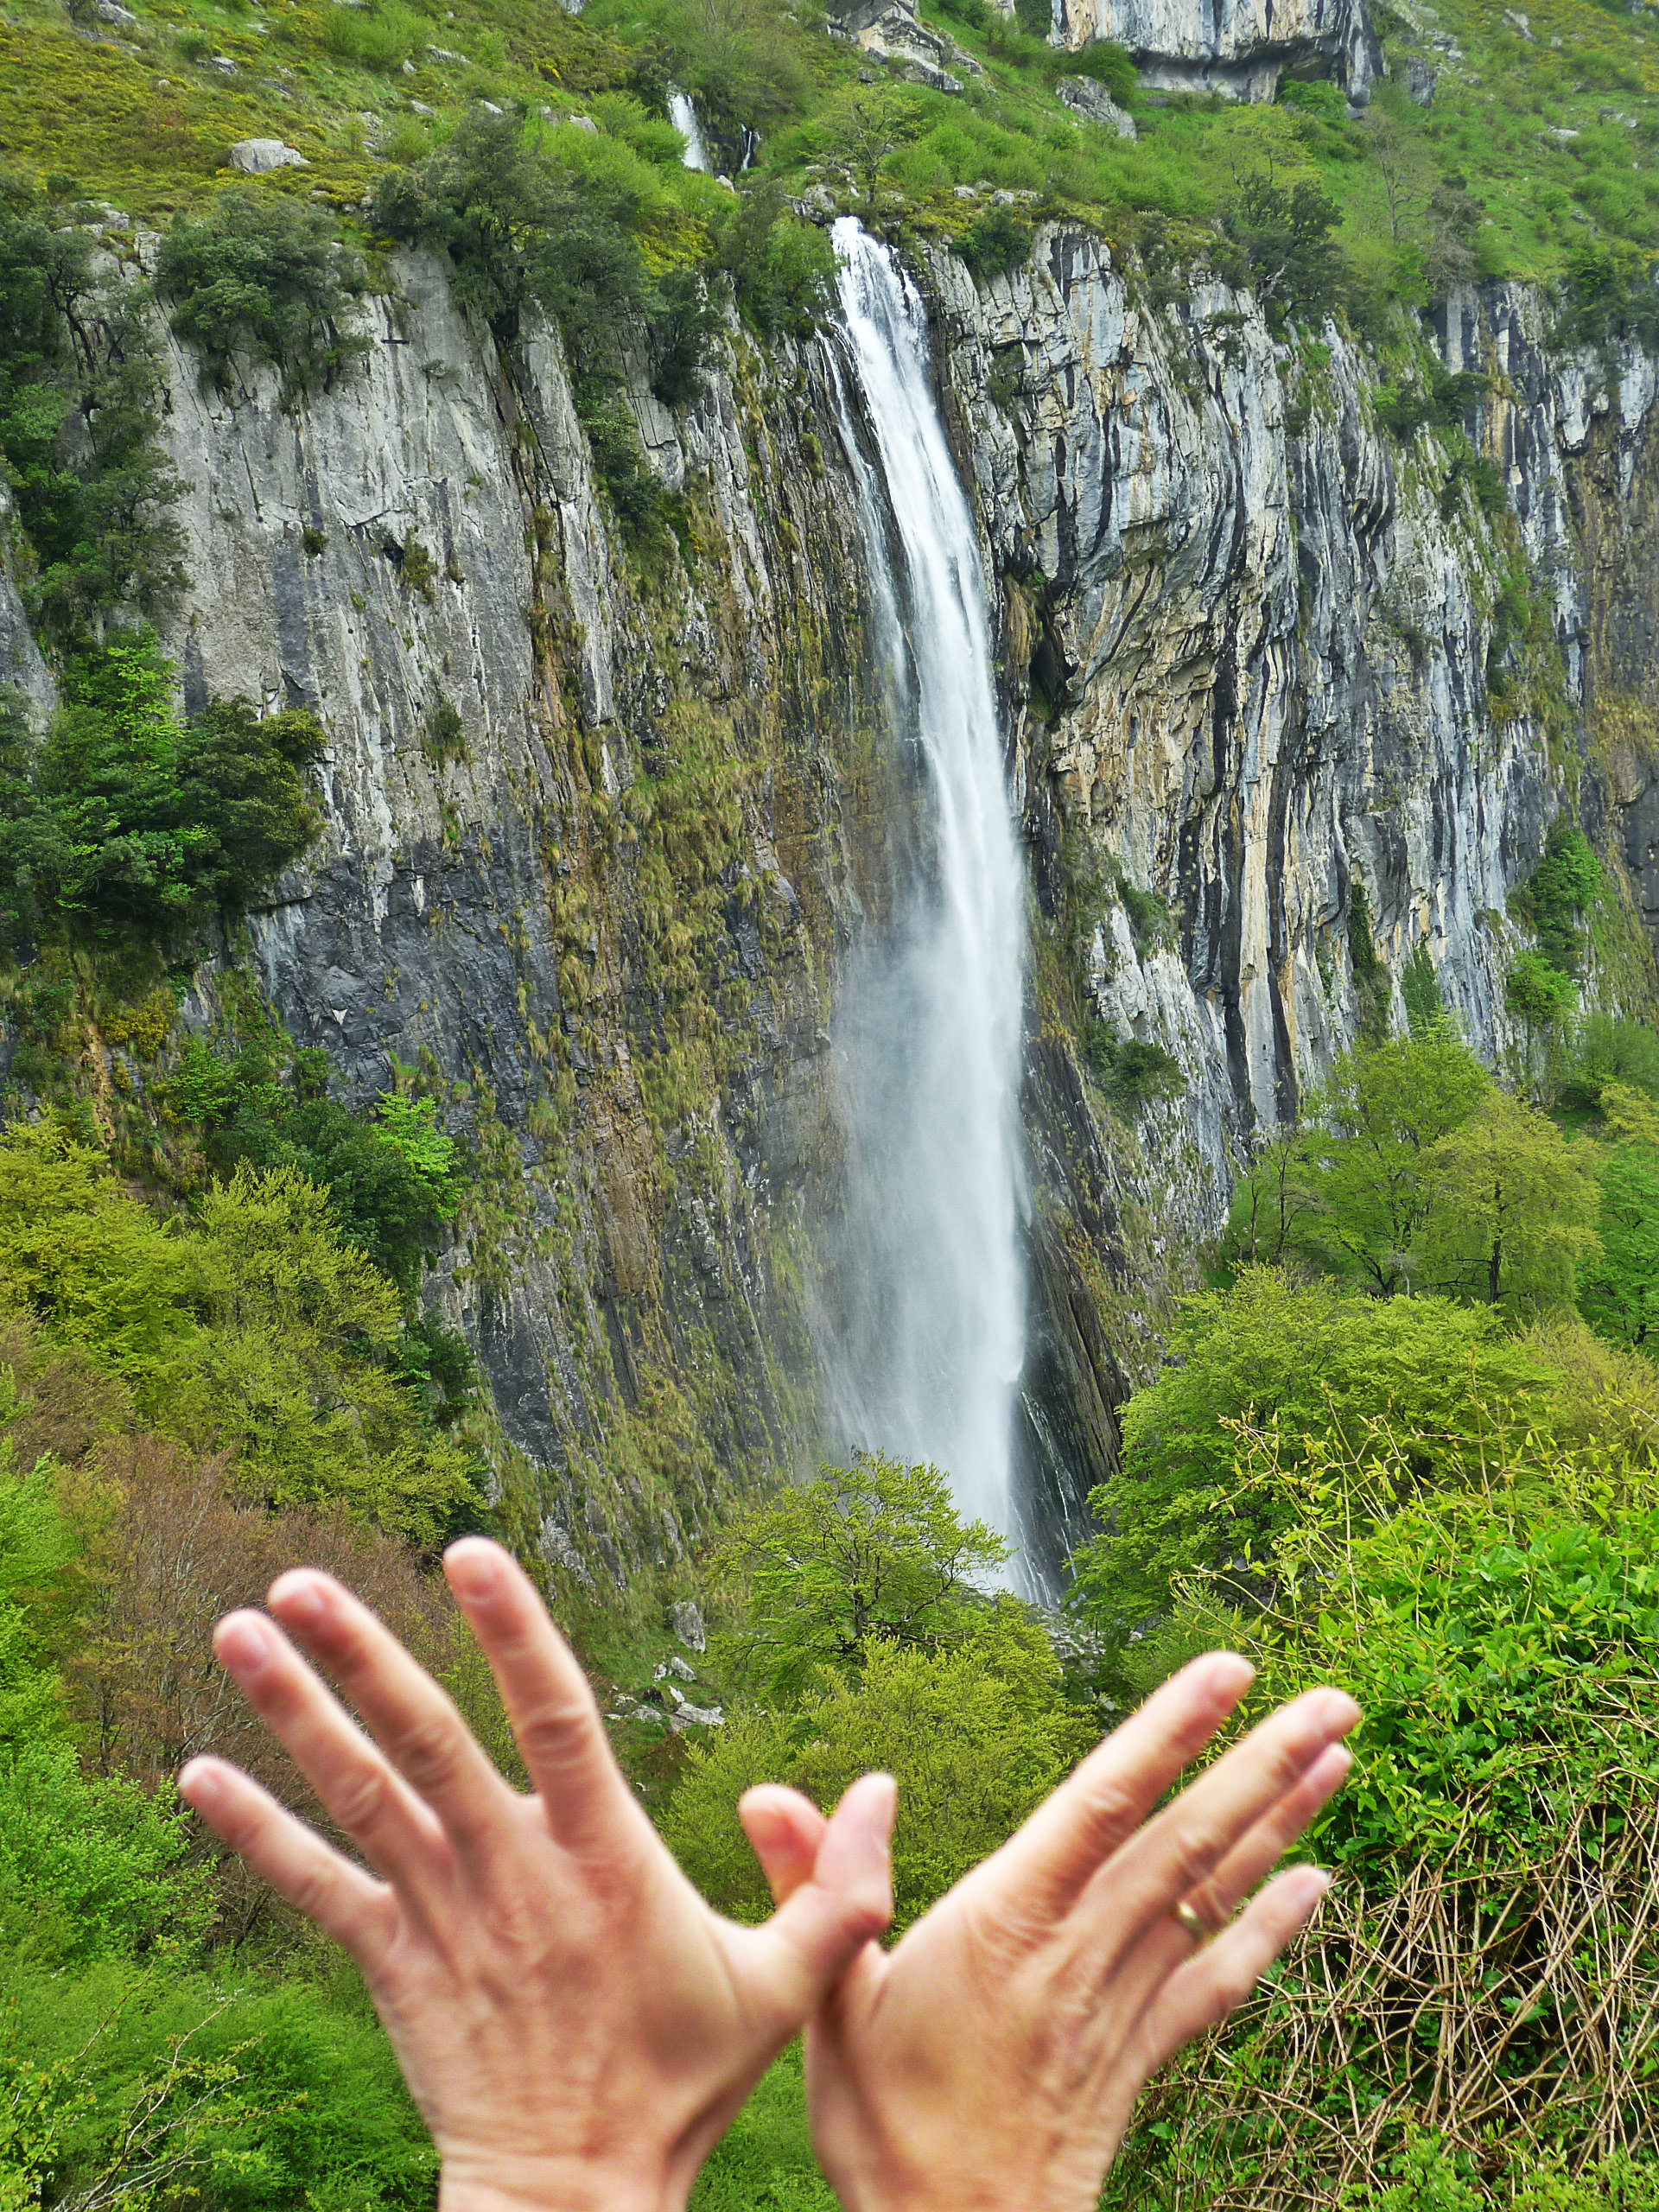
[741,1654,1357,2212]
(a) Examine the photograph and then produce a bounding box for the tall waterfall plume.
[820,219,1029,1550]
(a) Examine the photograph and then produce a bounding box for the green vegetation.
[0,175,181,641]
[0,632,323,958]
[156,188,369,401]
[665,1456,1090,1932]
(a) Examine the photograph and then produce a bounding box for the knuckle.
[1168,1820,1229,1893]
[517,1698,601,1778]
[391,1707,463,1797]
[331,1759,390,1839]
[1073,1772,1139,1846]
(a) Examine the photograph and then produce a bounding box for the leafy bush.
[156,191,370,404]
[714,181,836,341]
[0,632,322,956]
[1084,1025,1184,1106]
[1510,818,1602,979]
[372,113,705,531]
[0,173,183,640]
[669,1457,1086,1931]
[954,206,1033,284]
[1067,1265,1561,1637]
[166,1039,461,1293]
[1218,174,1345,329]
[0,1124,480,1548]
[1577,1136,1659,1353]
[1507,948,1577,1029]
[321,0,425,72]
[1560,1014,1659,1109]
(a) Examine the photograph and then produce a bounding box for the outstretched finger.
[181,1754,398,1968]
[1175,1741,1351,1940]
[1098,1738,1352,2021]
[735,1772,896,2039]
[1099,1688,1358,1960]
[442,1539,638,1858]
[988,1654,1257,1919]
[1133,1862,1331,2075]
[213,1610,448,1892]
[268,1568,518,1867]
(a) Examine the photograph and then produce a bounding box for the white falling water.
[823,218,1028,1546]
[667,87,709,172]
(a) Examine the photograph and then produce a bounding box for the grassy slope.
[3,0,1659,294]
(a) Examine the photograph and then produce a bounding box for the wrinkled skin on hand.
[180,1538,898,2212]
[742,1654,1357,2212]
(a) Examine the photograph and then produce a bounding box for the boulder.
[1056,73,1138,136]
[228,137,308,173]
[671,1599,707,1651]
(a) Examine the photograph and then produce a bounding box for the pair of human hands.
[179,1538,1357,2212]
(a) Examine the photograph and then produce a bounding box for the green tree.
[0,635,323,953]
[1414,1089,1601,1313]
[1069,1267,1560,1636]
[1578,1139,1659,1353]
[0,174,184,639]
[664,1622,1088,1931]
[710,1452,1008,1703]
[1224,1030,1491,1293]
[1219,172,1345,328]
[156,192,369,404]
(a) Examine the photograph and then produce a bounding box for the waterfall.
[820,219,1029,1553]
[667,88,709,172]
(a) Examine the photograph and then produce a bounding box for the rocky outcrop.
[1051,0,1382,103]
[3,214,1656,1592]
[926,236,1657,1268]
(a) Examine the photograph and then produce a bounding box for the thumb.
[740,1783,830,1904]
[741,1771,896,2032]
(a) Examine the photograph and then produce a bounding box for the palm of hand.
[181,1541,896,2212]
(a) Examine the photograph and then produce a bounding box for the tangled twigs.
[1116,1689,1659,2209]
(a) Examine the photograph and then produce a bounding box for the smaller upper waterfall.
[819,219,1030,1556]
[667,88,709,171]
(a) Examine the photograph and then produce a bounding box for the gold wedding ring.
[1172,1899,1217,1946]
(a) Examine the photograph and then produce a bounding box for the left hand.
[180,1537,897,2212]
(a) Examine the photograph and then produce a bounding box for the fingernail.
[1314,1690,1362,1735]
[1204,1652,1255,1699]
[444,1540,499,1601]
[269,1572,325,1629]
[216,1613,275,1676]
[178,1758,219,1810]
[865,1772,897,1847]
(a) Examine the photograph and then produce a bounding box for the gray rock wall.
[3,220,1654,1588]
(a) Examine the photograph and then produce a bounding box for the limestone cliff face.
[3,218,1655,1592]
[1049,0,1382,102]
[928,235,1658,1324]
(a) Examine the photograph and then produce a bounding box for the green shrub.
[1218,173,1345,329]
[1561,1014,1659,1108]
[1084,1024,1183,1106]
[321,0,425,72]
[1508,949,1577,1028]
[0,174,183,641]
[166,1039,461,1293]
[1400,942,1444,1035]
[955,205,1033,284]
[156,192,370,404]
[0,632,323,956]
[1511,819,1602,979]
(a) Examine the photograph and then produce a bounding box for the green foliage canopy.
[156,189,370,403]
[0,632,323,957]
